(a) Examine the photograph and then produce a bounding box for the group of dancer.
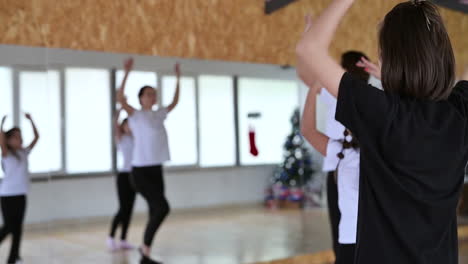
[1,0,468,264]
[0,58,180,264]
[298,0,468,264]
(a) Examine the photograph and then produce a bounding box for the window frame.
[13,66,66,178]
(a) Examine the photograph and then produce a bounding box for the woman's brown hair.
[5,128,21,160]
[379,0,455,100]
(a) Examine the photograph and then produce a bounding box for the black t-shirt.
[336,72,468,264]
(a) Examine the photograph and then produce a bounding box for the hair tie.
[411,0,431,31]
[412,0,426,5]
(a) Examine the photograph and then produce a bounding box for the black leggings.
[109,172,136,240]
[335,243,356,264]
[132,165,170,247]
[0,195,26,264]
[327,171,341,256]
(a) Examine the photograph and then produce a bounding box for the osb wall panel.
[0,0,466,71]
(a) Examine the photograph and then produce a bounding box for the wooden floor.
[2,206,468,264]
[0,206,332,264]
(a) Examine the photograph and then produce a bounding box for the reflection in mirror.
[0,44,347,264]
[0,0,467,261]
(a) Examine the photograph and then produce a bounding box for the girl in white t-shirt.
[0,114,39,264]
[318,51,376,261]
[301,81,359,264]
[117,58,180,264]
[107,108,136,251]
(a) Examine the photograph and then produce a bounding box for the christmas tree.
[266,108,316,208]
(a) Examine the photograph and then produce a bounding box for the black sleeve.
[452,81,468,96]
[449,81,468,117]
[335,72,394,140]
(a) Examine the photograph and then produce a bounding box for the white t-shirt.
[128,108,170,167]
[320,88,345,172]
[368,75,383,90]
[320,76,381,172]
[0,148,31,196]
[319,88,345,140]
[117,134,134,173]
[327,140,360,244]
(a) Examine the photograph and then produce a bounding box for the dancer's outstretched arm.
[296,0,355,98]
[167,63,180,113]
[301,81,330,156]
[117,58,136,116]
[25,113,40,150]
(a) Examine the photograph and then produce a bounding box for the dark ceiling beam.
[265,0,298,15]
[433,0,468,14]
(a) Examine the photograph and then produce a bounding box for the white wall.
[26,166,275,224]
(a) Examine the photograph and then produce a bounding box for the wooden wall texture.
[0,0,466,71]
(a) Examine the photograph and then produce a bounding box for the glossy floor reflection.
[0,206,332,264]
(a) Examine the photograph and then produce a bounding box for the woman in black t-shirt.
[296,0,468,264]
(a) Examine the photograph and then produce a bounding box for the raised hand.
[356,57,381,80]
[124,58,134,72]
[24,113,32,120]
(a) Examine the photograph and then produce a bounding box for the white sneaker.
[106,237,118,252]
[8,258,22,264]
[118,240,135,250]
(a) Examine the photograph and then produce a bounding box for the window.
[19,70,62,173]
[0,67,13,178]
[198,75,235,167]
[65,68,112,173]
[115,70,157,170]
[238,78,299,165]
[161,76,197,166]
